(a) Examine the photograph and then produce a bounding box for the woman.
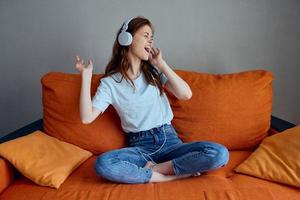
[75,16,229,184]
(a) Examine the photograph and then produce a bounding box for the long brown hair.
[102,16,165,96]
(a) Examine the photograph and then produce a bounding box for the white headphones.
[118,17,134,46]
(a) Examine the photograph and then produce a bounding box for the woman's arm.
[75,56,102,124]
[80,71,102,124]
[158,60,192,100]
[149,48,192,100]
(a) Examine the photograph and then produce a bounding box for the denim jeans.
[94,123,229,184]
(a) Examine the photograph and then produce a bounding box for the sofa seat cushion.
[2,151,300,200]
[230,174,300,200]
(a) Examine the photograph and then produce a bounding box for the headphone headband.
[121,17,134,32]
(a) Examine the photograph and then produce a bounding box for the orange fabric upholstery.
[167,69,273,150]
[41,69,273,155]
[235,125,300,188]
[268,127,279,136]
[41,72,126,154]
[0,131,92,189]
[0,157,17,194]
[2,152,300,200]
[2,69,299,199]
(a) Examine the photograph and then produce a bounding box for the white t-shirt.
[92,71,174,133]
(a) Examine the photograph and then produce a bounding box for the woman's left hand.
[149,47,165,68]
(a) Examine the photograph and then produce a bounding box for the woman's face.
[129,25,154,61]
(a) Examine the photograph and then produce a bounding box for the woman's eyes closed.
[144,36,154,42]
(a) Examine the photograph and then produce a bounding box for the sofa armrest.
[0,119,43,193]
[271,115,296,132]
[0,157,18,194]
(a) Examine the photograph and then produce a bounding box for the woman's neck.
[127,51,142,79]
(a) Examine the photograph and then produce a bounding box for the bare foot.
[144,161,156,169]
[149,171,192,183]
[144,161,175,175]
[193,172,201,176]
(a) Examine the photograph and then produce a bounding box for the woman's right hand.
[75,55,93,74]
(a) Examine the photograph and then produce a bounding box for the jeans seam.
[135,147,151,163]
[147,127,167,156]
[144,168,153,183]
[175,151,205,163]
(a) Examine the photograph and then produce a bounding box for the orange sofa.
[1,69,300,200]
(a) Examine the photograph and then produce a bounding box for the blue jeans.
[94,123,229,184]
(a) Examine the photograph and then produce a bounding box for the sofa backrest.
[41,69,273,153]
[167,69,273,150]
[42,72,125,154]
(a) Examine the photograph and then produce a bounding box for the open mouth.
[144,47,150,53]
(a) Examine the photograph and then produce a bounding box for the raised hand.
[149,47,164,67]
[75,55,93,74]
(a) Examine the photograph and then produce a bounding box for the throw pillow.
[235,125,300,188]
[0,131,92,189]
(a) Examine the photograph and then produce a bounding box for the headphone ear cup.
[118,32,133,46]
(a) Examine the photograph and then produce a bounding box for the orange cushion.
[0,131,92,189]
[167,69,273,150]
[235,125,300,188]
[41,72,126,154]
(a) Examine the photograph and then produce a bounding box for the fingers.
[75,54,94,67]
[75,55,83,64]
[148,52,153,60]
[150,48,155,55]
[151,47,160,55]
[150,48,155,56]
[75,55,87,66]
[150,48,156,56]
[157,48,160,55]
[76,55,80,61]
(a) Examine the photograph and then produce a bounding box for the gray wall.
[1,0,300,136]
